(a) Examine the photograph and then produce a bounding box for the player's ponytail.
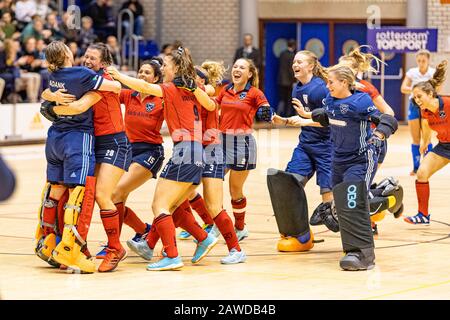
[201,60,227,88]
[45,41,70,73]
[297,50,328,82]
[339,46,383,74]
[413,60,447,97]
[169,47,197,85]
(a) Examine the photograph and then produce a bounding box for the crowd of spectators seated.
[0,0,146,103]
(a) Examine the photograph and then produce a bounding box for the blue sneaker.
[191,233,218,264]
[221,248,247,264]
[235,226,249,242]
[404,212,430,225]
[131,223,151,242]
[209,224,221,238]
[126,238,154,260]
[178,229,192,240]
[96,243,108,259]
[146,256,184,271]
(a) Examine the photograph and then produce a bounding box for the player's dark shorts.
[160,140,204,185]
[131,142,165,178]
[285,139,332,193]
[332,145,378,191]
[95,131,132,171]
[377,139,388,164]
[222,133,257,171]
[46,127,95,186]
[203,143,225,179]
[431,142,450,160]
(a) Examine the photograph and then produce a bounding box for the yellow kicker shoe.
[52,242,96,274]
[35,234,61,268]
[370,209,387,223]
[277,230,314,252]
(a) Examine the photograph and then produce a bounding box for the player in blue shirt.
[273,50,333,228]
[294,65,398,270]
[35,41,121,273]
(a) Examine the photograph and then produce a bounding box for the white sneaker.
[221,248,247,264]
[209,224,221,238]
[235,226,249,242]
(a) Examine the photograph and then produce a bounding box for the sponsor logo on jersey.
[340,104,349,114]
[439,110,446,118]
[239,92,247,100]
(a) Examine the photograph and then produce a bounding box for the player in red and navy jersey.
[216,58,273,242]
[36,41,121,273]
[107,47,219,271]
[43,43,132,272]
[403,61,449,225]
[110,58,165,253]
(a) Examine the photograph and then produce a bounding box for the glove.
[256,106,274,122]
[173,76,197,92]
[368,133,384,150]
[40,100,58,122]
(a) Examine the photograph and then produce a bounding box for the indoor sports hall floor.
[1,125,450,300]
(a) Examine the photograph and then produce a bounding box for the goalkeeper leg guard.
[52,176,96,274]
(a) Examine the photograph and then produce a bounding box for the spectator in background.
[36,38,49,90]
[79,16,97,52]
[0,39,19,102]
[15,0,37,30]
[234,33,261,71]
[45,12,64,41]
[35,0,50,20]
[158,43,173,59]
[84,0,115,40]
[68,41,82,66]
[0,0,14,19]
[106,35,121,67]
[120,0,144,37]
[59,11,78,43]
[0,11,19,40]
[20,15,46,43]
[277,39,297,117]
[15,37,42,102]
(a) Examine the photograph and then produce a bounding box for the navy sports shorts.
[46,127,95,186]
[431,142,450,160]
[160,141,204,185]
[95,131,132,171]
[222,133,257,171]
[285,139,332,192]
[131,142,165,178]
[332,145,378,191]
[202,143,225,179]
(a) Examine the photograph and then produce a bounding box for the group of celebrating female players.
[33,38,448,273]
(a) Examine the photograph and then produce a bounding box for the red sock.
[124,206,147,234]
[115,202,125,234]
[190,194,214,225]
[154,214,178,258]
[42,197,58,236]
[145,222,160,249]
[416,180,430,216]
[56,190,69,236]
[214,210,240,251]
[232,197,247,230]
[100,210,122,251]
[173,200,208,242]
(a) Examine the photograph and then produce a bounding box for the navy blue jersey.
[292,76,330,143]
[325,91,380,162]
[49,66,104,133]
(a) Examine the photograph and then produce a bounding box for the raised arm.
[401,76,413,95]
[98,78,122,94]
[107,66,163,97]
[53,91,102,115]
[194,87,216,111]
[373,95,395,116]
[41,88,76,105]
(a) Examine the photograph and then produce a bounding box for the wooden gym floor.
[1,125,449,300]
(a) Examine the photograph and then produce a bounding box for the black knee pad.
[267,168,309,237]
[333,181,374,253]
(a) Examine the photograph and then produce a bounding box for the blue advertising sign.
[367,27,438,53]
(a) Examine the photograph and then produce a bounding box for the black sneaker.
[339,248,375,271]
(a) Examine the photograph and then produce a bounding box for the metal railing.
[117,9,140,70]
